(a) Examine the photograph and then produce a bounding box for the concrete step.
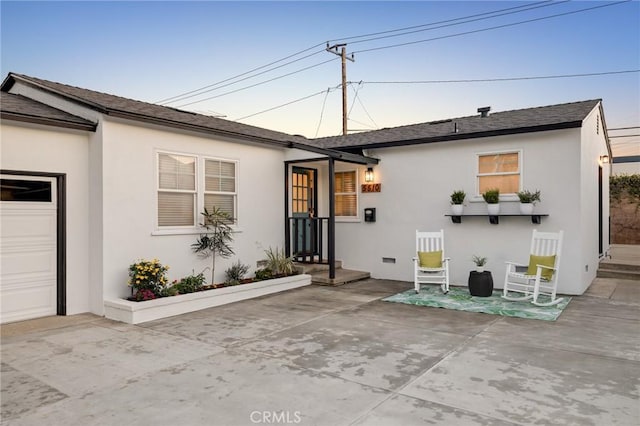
[311,268,370,286]
[598,261,640,273]
[596,269,640,281]
[294,260,342,274]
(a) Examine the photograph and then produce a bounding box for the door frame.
[290,166,318,255]
[1,169,66,316]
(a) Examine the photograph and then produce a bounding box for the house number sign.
[361,183,381,193]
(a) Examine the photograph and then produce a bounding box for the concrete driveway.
[2,278,639,425]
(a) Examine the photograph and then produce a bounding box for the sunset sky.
[2,1,638,154]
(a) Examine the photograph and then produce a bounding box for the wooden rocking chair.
[413,230,450,294]
[502,230,564,306]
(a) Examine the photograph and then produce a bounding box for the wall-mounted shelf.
[444,214,549,225]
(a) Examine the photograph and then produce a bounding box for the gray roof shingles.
[2,73,310,146]
[2,73,600,151]
[1,91,96,130]
[313,99,601,149]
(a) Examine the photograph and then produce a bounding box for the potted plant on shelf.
[482,188,500,215]
[450,190,466,215]
[472,255,487,273]
[517,189,541,214]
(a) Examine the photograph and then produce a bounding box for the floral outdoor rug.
[382,286,571,321]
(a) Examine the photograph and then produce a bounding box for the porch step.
[310,268,370,286]
[597,251,640,280]
[294,261,343,275]
[596,269,640,280]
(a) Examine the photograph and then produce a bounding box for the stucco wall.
[100,119,287,302]
[329,128,591,295]
[580,104,611,293]
[1,120,92,314]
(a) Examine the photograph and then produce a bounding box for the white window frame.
[335,169,359,221]
[154,150,239,235]
[475,150,522,200]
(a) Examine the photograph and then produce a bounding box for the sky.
[2,1,639,155]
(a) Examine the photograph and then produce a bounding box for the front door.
[291,167,316,255]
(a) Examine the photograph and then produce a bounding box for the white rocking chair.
[413,230,450,294]
[502,230,564,306]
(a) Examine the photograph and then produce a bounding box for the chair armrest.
[536,264,556,271]
[505,261,526,266]
[443,257,451,262]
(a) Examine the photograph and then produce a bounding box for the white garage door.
[1,175,57,324]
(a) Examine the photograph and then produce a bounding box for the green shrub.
[225,260,250,285]
[173,272,206,294]
[264,246,295,276]
[611,174,640,202]
[482,189,500,204]
[254,268,274,281]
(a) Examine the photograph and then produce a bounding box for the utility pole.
[326,43,355,135]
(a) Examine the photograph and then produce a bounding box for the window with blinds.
[477,152,520,195]
[335,170,357,217]
[157,152,237,228]
[158,153,196,226]
[204,159,236,220]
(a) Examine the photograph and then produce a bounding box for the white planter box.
[104,274,312,324]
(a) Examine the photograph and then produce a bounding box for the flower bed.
[104,273,311,324]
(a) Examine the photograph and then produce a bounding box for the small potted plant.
[517,189,541,214]
[450,190,466,215]
[472,255,487,273]
[482,188,500,215]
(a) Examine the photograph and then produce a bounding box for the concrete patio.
[2,274,639,425]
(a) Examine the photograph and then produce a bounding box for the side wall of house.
[100,119,287,303]
[1,120,92,314]
[333,128,588,295]
[580,104,610,292]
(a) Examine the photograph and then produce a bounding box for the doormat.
[382,286,571,321]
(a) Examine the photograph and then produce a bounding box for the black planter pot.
[468,271,494,297]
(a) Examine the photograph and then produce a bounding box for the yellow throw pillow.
[418,250,442,268]
[527,254,556,280]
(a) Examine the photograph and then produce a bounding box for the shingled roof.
[314,99,602,150]
[1,73,377,165]
[0,91,96,131]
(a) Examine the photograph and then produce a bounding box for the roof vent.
[477,106,491,118]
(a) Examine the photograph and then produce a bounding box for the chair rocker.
[502,230,564,306]
[414,230,450,294]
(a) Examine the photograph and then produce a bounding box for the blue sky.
[2,1,638,153]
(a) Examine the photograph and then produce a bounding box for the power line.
[314,88,332,138]
[156,42,326,104]
[159,49,326,106]
[175,58,339,108]
[352,1,630,54]
[355,70,640,84]
[339,1,567,46]
[350,83,379,129]
[330,1,553,43]
[235,85,341,121]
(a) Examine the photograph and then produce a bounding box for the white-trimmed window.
[335,170,357,217]
[157,152,237,229]
[158,153,196,227]
[204,159,236,219]
[477,151,521,195]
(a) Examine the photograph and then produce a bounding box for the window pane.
[336,194,357,216]
[158,192,194,226]
[205,160,235,192]
[335,171,356,193]
[479,153,519,174]
[205,194,235,219]
[159,154,195,190]
[0,179,52,202]
[479,175,520,194]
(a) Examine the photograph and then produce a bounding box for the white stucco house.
[1,72,611,323]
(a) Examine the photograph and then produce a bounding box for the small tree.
[191,207,235,284]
